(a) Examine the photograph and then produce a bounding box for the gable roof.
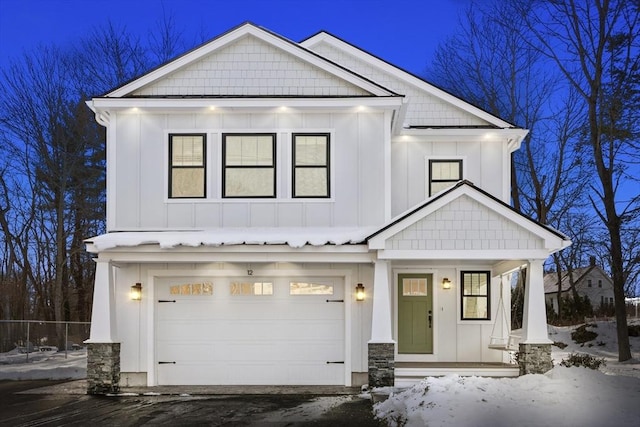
[301,31,518,130]
[543,265,612,294]
[367,180,570,254]
[103,22,400,99]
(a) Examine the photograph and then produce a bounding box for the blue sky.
[0,0,471,76]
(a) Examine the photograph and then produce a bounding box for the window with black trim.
[169,134,206,198]
[292,133,330,198]
[429,159,462,196]
[222,133,276,198]
[461,271,490,320]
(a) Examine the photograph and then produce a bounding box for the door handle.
[428,313,432,329]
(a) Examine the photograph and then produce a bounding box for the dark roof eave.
[98,94,400,100]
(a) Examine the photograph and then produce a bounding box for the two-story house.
[544,258,615,314]
[84,23,571,394]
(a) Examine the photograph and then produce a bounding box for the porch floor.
[395,362,519,387]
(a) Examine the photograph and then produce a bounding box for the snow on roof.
[85,227,375,251]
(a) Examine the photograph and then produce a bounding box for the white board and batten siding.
[110,111,387,231]
[155,276,345,386]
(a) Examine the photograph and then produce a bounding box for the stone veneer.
[368,342,395,387]
[518,343,552,375]
[87,343,120,395]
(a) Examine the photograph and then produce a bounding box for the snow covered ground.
[374,320,640,427]
[0,347,86,380]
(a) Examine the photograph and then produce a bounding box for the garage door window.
[231,282,273,295]
[290,282,334,295]
[170,282,213,296]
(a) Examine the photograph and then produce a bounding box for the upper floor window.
[461,271,490,320]
[588,279,592,287]
[429,159,462,196]
[598,280,602,288]
[292,133,330,198]
[169,134,206,198]
[222,134,276,198]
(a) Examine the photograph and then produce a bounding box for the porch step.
[394,362,519,387]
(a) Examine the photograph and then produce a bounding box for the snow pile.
[86,227,376,251]
[374,320,640,427]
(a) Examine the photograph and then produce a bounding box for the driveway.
[0,380,386,426]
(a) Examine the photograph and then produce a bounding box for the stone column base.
[368,342,395,387]
[518,343,552,375]
[87,342,121,395]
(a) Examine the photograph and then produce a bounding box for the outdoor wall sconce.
[355,283,365,301]
[442,278,452,290]
[130,283,142,301]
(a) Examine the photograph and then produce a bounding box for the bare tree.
[429,1,587,321]
[509,0,640,361]
[430,2,585,224]
[0,15,195,338]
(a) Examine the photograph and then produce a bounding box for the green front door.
[398,274,433,354]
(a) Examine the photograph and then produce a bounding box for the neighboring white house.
[84,22,571,393]
[544,259,615,314]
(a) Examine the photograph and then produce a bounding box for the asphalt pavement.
[0,380,387,426]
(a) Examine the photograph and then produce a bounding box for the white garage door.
[155,276,345,385]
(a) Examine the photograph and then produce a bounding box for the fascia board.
[106,24,396,99]
[89,96,404,111]
[376,249,554,260]
[398,128,529,143]
[302,33,516,129]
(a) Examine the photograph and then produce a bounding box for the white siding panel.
[358,113,386,226]
[391,140,409,217]
[436,268,458,360]
[139,115,167,229]
[332,113,360,226]
[385,195,545,251]
[114,266,144,373]
[221,114,251,129]
[303,113,333,128]
[309,42,489,127]
[114,114,141,229]
[194,203,221,228]
[278,203,304,227]
[277,113,304,129]
[250,203,277,227]
[166,114,196,129]
[250,113,278,129]
[456,325,483,361]
[112,110,387,230]
[133,36,370,97]
[479,141,503,197]
[304,203,333,227]
[222,203,250,227]
[195,113,222,129]
[167,203,195,228]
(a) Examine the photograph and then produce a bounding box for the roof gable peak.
[104,23,398,99]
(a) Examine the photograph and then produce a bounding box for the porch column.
[368,259,395,387]
[85,259,120,394]
[519,259,552,375]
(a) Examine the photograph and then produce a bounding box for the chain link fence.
[0,320,91,362]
